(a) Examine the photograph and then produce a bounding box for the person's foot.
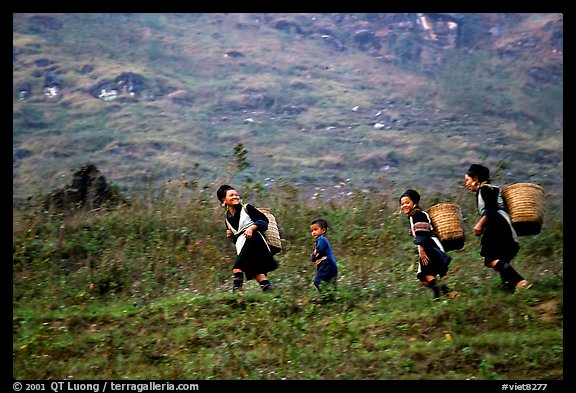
[434,290,458,301]
[432,286,442,301]
[500,281,515,293]
[232,275,244,293]
[260,280,272,292]
[514,280,532,292]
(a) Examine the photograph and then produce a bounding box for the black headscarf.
[399,189,420,204]
[217,184,235,203]
[466,164,490,183]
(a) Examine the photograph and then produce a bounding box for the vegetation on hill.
[13,13,563,208]
[13,175,563,380]
[12,13,563,381]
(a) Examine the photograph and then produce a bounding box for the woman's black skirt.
[233,233,278,280]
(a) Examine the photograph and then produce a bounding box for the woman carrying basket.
[217,184,278,293]
[464,164,531,292]
[400,189,457,301]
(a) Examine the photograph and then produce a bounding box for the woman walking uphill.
[464,164,531,292]
[217,184,278,293]
[399,189,456,301]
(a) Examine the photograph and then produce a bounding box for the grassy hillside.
[12,13,564,382]
[13,13,563,208]
[13,182,563,380]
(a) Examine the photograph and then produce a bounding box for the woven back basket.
[427,203,465,251]
[501,183,544,236]
[257,208,282,255]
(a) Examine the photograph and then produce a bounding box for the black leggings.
[487,258,524,287]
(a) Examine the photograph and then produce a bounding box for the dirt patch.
[532,299,559,321]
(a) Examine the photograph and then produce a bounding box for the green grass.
[13,183,563,380]
[12,13,564,380]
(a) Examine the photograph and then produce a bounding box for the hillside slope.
[13,13,563,204]
[12,178,564,380]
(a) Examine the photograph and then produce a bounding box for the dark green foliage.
[233,143,250,172]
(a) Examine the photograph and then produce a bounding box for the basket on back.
[427,203,465,251]
[257,208,282,255]
[501,183,544,236]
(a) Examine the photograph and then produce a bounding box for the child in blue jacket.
[309,219,338,295]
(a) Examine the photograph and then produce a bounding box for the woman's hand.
[420,248,429,265]
[244,224,258,239]
[226,229,233,238]
[473,216,487,236]
[473,224,484,236]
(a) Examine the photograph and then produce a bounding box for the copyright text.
[12,382,199,393]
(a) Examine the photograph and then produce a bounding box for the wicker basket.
[427,203,465,251]
[501,183,544,236]
[257,208,282,255]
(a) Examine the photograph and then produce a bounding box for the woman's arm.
[244,224,260,239]
[473,215,488,236]
[224,219,236,242]
[245,204,269,231]
[244,204,268,238]
[479,185,499,216]
[411,211,434,246]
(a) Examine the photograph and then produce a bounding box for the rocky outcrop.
[43,163,125,211]
[89,71,148,101]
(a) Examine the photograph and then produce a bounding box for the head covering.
[466,164,490,182]
[216,184,235,202]
[399,189,420,204]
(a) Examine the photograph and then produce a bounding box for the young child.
[399,189,457,301]
[309,219,338,296]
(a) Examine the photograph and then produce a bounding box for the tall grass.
[13,181,563,380]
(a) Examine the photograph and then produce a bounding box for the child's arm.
[311,247,327,265]
[311,237,330,264]
[315,237,329,254]
[310,243,320,261]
